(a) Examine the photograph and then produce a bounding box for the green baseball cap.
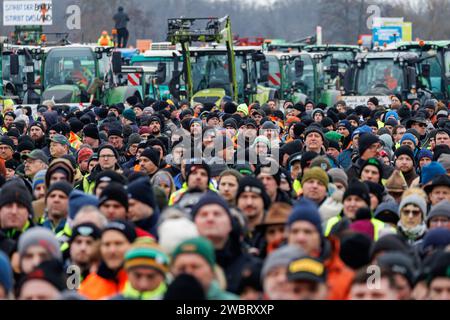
[50,134,70,147]
[172,237,215,268]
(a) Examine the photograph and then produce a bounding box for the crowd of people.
[0,94,449,300]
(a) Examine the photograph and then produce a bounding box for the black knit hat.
[164,273,206,300]
[127,177,157,209]
[237,176,271,209]
[395,145,415,165]
[108,128,123,138]
[70,223,101,243]
[95,170,127,188]
[140,147,161,167]
[185,159,211,181]
[17,140,35,153]
[83,124,100,140]
[0,136,15,151]
[97,144,119,160]
[343,179,371,207]
[99,182,129,211]
[102,220,136,243]
[360,157,383,182]
[364,181,384,204]
[300,151,319,171]
[18,259,66,293]
[358,133,380,157]
[0,181,33,216]
[46,181,73,199]
[340,233,373,270]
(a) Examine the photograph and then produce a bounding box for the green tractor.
[167,16,237,106]
[2,44,42,104]
[385,40,450,103]
[341,51,436,108]
[130,43,186,101]
[263,51,336,105]
[39,44,142,106]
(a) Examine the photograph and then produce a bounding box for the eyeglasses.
[401,209,421,217]
[99,154,115,159]
[417,123,427,128]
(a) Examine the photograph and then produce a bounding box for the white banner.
[341,95,392,108]
[3,1,53,26]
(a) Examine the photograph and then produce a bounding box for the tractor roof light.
[419,40,425,47]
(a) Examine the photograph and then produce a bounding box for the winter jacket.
[78,262,128,300]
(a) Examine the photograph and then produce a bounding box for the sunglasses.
[401,209,421,217]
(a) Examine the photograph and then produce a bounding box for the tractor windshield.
[322,51,354,71]
[133,59,176,86]
[355,59,404,96]
[285,56,315,98]
[192,52,231,94]
[44,47,96,89]
[445,50,450,78]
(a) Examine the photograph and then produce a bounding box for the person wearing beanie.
[122,108,137,124]
[394,145,417,187]
[163,273,206,301]
[17,259,66,300]
[397,194,428,245]
[0,136,15,161]
[93,170,127,198]
[0,251,13,299]
[18,227,62,274]
[427,251,450,300]
[79,220,136,300]
[127,177,159,236]
[359,157,383,184]
[157,217,200,255]
[328,168,348,191]
[68,222,101,281]
[260,245,305,300]
[107,128,127,164]
[82,124,101,149]
[0,181,34,241]
[45,158,75,189]
[375,252,415,300]
[287,198,323,254]
[32,169,47,200]
[367,96,379,109]
[255,163,292,205]
[68,190,99,221]
[420,162,446,187]
[237,176,270,232]
[42,181,72,240]
[417,149,433,169]
[301,167,329,205]
[98,182,129,221]
[236,103,248,117]
[346,133,385,181]
[374,201,400,227]
[29,121,46,149]
[303,126,325,154]
[95,144,121,174]
[170,237,238,300]
[191,191,261,294]
[167,158,212,206]
[112,238,170,300]
[426,200,450,230]
[400,132,418,151]
[325,179,380,238]
[288,197,355,299]
[339,232,373,270]
[139,147,161,178]
[77,147,94,175]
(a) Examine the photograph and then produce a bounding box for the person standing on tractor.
[97,31,114,47]
[113,6,130,48]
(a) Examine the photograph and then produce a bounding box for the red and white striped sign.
[127,73,141,86]
[268,72,281,87]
